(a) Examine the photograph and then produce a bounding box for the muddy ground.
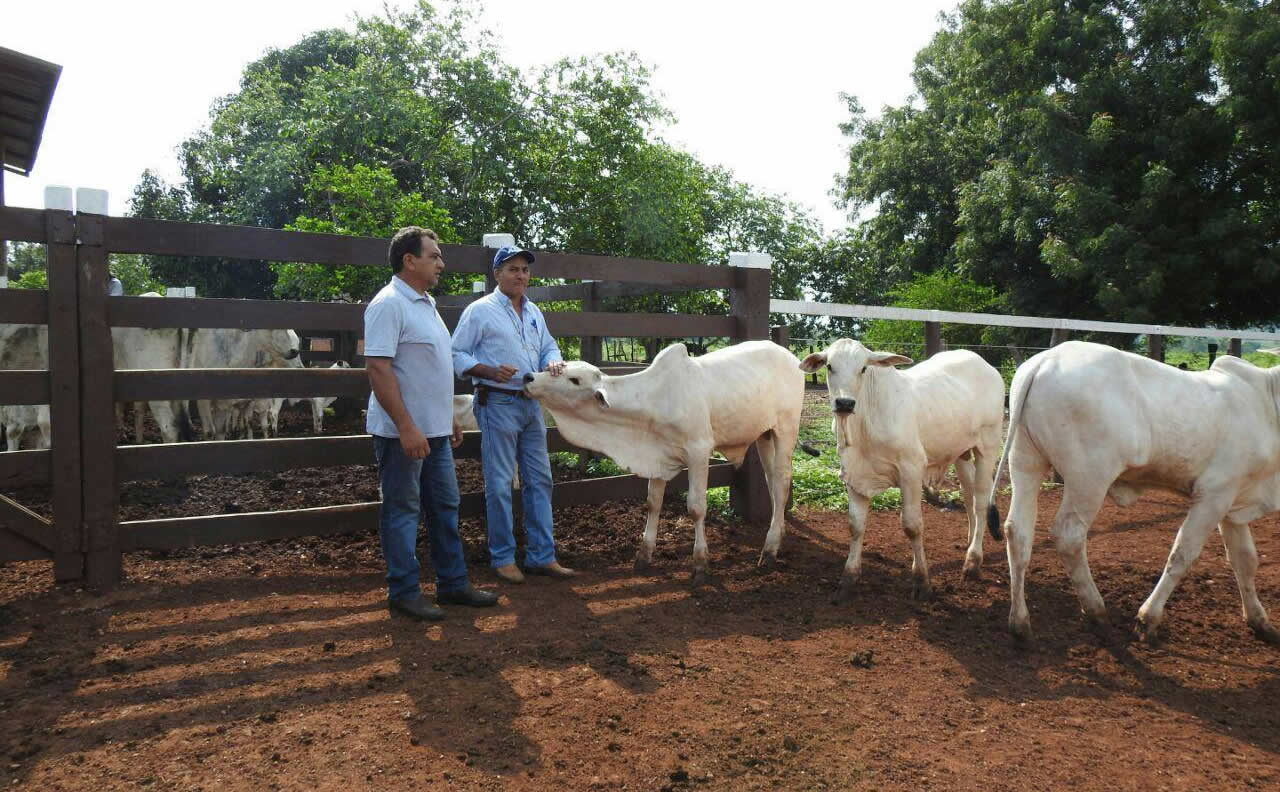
[2,399,1279,791]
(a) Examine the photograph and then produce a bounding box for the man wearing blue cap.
[452,245,577,583]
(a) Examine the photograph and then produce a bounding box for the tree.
[128,0,824,309]
[840,0,1280,329]
[860,271,1011,361]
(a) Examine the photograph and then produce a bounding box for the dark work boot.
[388,592,445,622]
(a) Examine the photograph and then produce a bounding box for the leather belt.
[475,384,529,404]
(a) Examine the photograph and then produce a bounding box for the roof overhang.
[0,46,62,177]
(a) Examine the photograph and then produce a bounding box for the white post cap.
[43,185,74,211]
[472,281,487,294]
[76,187,109,215]
[728,251,772,269]
[0,276,8,289]
[482,233,515,248]
[184,286,197,298]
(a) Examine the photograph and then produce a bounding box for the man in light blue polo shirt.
[452,246,576,584]
[365,226,498,621]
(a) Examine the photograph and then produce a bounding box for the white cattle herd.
[3,323,1278,645]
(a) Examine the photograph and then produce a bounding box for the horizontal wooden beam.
[541,312,736,338]
[0,289,49,324]
[0,448,51,488]
[529,251,734,287]
[120,501,382,550]
[118,462,734,550]
[114,367,369,402]
[109,296,365,330]
[0,206,58,243]
[0,370,49,405]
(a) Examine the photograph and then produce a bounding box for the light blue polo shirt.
[364,276,454,439]
[451,290,562,387]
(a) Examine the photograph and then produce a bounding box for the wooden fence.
[0,207,774,586]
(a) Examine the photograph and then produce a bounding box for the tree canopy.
[840,0,1280,329]
[130,0,820,317]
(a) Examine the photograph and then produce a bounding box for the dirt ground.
[3,402,1280,790]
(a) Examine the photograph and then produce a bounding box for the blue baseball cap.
[493,245,535,270]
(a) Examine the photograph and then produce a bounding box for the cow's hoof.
[1135,618,1161,645]
[633,554,652,574]
[690,567,710,588]
[1009,621,1034,647]
[1250,621,1280,646]
[961,561,982,582]
[911,579,933,601]
[757,552,778,571]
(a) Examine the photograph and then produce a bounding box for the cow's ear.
[868,352,912,368]
[593,386,611,408]
[799,352,827,373]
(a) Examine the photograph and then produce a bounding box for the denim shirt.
[451,290,562,388]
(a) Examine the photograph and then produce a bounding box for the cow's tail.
[986,355,1044,542]
[798,442,820,457]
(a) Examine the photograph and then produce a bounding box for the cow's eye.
[569,377,580,385]
[861,365,867,374]
[827,364,835,374]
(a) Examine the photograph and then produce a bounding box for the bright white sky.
[3,0,955,236]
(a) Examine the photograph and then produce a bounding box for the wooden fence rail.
[1,207,774,585]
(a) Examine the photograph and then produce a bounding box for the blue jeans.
[475,392,557,568]
[373,434,469,600]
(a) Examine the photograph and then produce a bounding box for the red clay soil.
[2,405,1280,791]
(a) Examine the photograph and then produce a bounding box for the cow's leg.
[5,424,22,452]
[149,401,180,444]
[36,406,51,450]
[1049,481,1109,629]
[687,461,712,586]
[837,489,871,602]
[1006,447,1050,643]
[1218,518,1280,644]
[134,402,147,445]
[756,430,786,567]
[197,399,215,440]
[1136,495,1232,642]
[634,477,667,573]
[311,398,324,433]
[899,467,931,599]
[953,453,980,579]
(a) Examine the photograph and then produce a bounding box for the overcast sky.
[3,0,955,236]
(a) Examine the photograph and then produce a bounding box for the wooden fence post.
[45,209,84,581]
[1050,327,1071,347]
[924,321,942,359]
[581,281,603,365]
[1147,334,1164,362]
[1208,343,1219,367]
[75,212,121,586]
[728,252,772,525]
[1230,338,1242,358]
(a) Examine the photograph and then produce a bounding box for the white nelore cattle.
[453,394,479,432]
[1,404,50,450]
[251,360,353,439]
[189,328,302,440]
[524,340,809,584]
[800,340,1005,600]
[988,341,1280,644]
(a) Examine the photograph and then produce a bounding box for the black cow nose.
[522,373,535,383]
[285,348,299,360]
[834,397,856,413]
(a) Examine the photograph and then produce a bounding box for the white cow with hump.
[523,340,810,584]
[800,340,1005,600]
[988,340,1280,645]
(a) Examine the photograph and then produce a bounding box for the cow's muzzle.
[522,373,535,384]
[285,348,300,360]
[834,397,856,414]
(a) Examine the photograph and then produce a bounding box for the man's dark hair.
[388,227,440,273]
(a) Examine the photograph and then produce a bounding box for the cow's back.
[690,341,805,447]
[1020,341,1275,492]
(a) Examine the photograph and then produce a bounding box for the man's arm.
[452,304,517,383]
[366,357,429,459]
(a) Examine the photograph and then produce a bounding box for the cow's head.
[799,338,911,415]
[522,362,610,409]
[252,329,302,367]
